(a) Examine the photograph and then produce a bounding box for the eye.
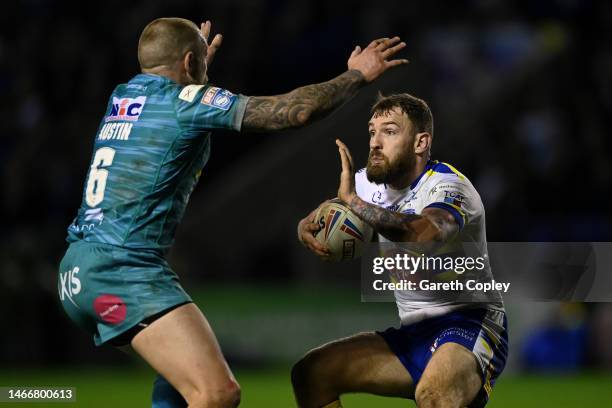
[385,128,396,135]
[369,130,375,137]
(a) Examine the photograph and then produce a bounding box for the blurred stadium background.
[1,0,612,406]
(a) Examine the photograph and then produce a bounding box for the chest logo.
[107,96,147,122]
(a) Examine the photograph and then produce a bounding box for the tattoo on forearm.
[242,70,365,132]
[349,196,455,244]
[349,196,419,241]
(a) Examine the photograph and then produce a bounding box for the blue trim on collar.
[410,160,434,190]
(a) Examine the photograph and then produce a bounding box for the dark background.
[1,0,611,379]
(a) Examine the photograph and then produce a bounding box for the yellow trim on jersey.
[480,337,493,356]
[483,365,493,396]
[440,161,466,179]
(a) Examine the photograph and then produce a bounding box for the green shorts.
[58,240,192,346]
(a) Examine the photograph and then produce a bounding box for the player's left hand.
[347,37,408,82]
[336,139,357,206]
[201,20,223,70]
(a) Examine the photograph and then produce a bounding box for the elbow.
[413,217,445,243]
[289,105,314,128]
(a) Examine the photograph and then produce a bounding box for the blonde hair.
[138,17,204,70]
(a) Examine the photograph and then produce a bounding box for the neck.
[142,66,186,85]
[389,155,428,190]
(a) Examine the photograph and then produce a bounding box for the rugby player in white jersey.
[294,94,508,408]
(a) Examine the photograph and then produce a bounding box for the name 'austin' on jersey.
[67,74,249,252]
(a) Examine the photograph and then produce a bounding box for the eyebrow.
[368,121,400,127]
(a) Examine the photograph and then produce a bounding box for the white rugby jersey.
[355,160,505,325]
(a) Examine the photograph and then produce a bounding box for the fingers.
[385,58,410,68]
[201,20,211,41]
[307,208,319,223]
[335,139,354,170]
[367,37,389,49]
[303,222,321,233]
[209,33,223,50]
[301,226,331,257]
[350,45,362,58]
[375,36,401,51]
[336,140,350,173]
[381,40,406,59]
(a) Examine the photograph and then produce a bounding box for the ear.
[182,51,195,80]
[414,132,432,155]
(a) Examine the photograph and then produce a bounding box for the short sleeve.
[422,179,479,230]
[175,84,250,136]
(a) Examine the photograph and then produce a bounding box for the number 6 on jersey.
[86,147,116,207]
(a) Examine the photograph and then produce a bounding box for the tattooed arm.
[242,70,365,131]
[348,196,458,243]
[242,37,408,132]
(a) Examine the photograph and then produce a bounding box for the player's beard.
[366,149,416,186]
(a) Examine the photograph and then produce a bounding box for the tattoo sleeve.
[241,70,365,132]
[349,196,452,244]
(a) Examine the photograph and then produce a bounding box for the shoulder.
[424,161,475,191]
[421,161,483,213]
[422,161,482,205]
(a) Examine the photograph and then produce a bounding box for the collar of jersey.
[132,73,174,85]
[408,159,435,190]
[382,160,434,193]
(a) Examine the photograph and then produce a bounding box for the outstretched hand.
[347,37,408,82]
[201,20,223,70]
[336,139,357,205]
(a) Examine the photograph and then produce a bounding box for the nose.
[370,131,382,150]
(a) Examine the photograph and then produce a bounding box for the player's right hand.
[347,37,408,82]
[297,208,331,260]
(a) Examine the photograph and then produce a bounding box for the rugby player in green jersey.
[58,17,407,408]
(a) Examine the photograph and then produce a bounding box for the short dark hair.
[138,18,203,70]
[371,93,434,136]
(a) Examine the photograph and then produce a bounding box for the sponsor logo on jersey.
[178,84,205,102]
[93,294,127,324]
[59,267,81,308]
[430,336,439,354]
[444,191,465,207]
[372,191,384,204]
[84,208,104,222]
[405,191,417,203]
[201,87,234,110]
[98,122,133,141]
[106,96,147,122]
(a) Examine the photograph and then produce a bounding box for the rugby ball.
[314,199,373,261]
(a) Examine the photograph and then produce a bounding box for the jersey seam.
[152,86,191,247]
[120,85,182,248]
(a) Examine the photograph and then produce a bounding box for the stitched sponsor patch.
[106,96,146,122]
[201,87,235,110]
[178,84,205,102]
